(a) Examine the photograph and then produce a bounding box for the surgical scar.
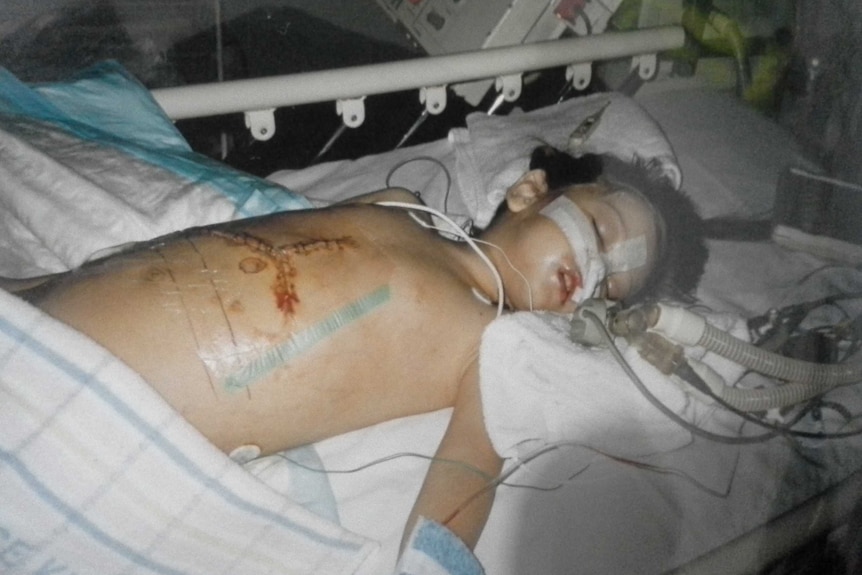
[208,230,358,315]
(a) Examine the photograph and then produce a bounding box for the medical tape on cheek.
[540,196,606,303]
[603,235,647,273]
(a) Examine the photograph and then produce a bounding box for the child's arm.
[402,359,503,551]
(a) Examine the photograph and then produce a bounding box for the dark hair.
[523,145,708,304]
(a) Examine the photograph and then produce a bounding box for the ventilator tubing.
[653,304,862,411]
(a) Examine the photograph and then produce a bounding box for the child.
[11,147,706,558]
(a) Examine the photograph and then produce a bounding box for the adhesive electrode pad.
[540,196,605,303]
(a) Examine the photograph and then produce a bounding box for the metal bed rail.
[150,26,684,140]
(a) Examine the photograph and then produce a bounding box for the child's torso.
[32,205,497,453]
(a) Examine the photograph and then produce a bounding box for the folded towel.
[0,289,376,575]
[452,93,681,228]
[479,310,748,461]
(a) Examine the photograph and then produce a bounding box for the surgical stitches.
[223,285,391,392]
[208,230,358,315]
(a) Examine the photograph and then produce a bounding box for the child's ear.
[505,170,548,213]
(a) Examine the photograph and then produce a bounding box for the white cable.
[789,167,862,193]
[399,213,533,311]
[472,238,534,312]
[376,201,505,317]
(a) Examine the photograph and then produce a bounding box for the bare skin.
[20,189,504,550]
[10,171,661,554]
[27,198,494,451]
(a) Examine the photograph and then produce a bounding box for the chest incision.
[209,229,359,316]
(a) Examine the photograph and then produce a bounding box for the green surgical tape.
[224,285,391,392]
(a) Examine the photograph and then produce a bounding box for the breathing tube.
[608,302,862,411]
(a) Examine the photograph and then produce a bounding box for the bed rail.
[151,26,684,137]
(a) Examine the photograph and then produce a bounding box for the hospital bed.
[1,23,861,575]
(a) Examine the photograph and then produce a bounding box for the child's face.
[490,176,661,313]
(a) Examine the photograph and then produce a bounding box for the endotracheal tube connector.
[570,299,614,347]
[610,302,862,411]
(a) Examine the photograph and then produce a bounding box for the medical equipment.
[572,297,862,415]
[373,0,569,105]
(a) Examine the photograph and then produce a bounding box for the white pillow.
[452,92,681,227]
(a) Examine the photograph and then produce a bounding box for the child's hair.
[528,145,708,304]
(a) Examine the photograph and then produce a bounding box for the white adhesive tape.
[540,196,606,302]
